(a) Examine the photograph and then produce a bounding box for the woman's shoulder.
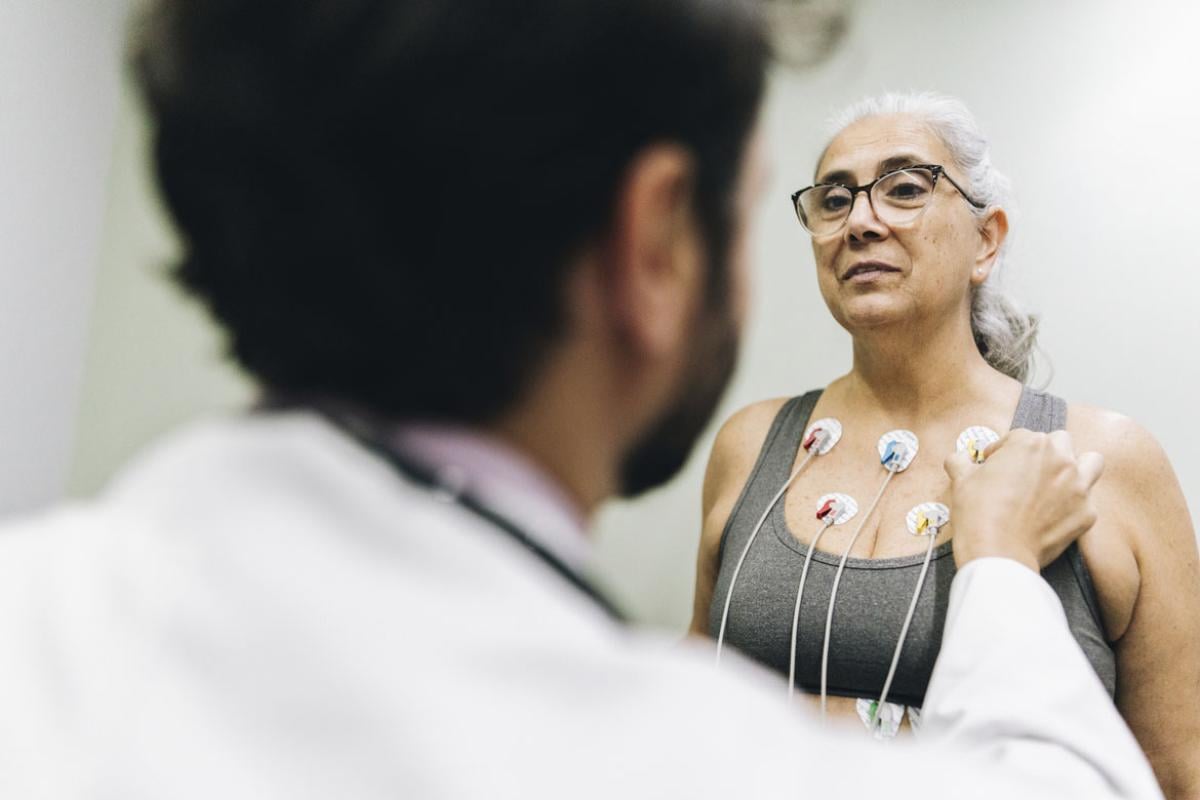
[1065,401,1190,565]
[712,397,794,453]
[701,396,793,515]
[1065,403,1175,491]
[1062,402,1193,642]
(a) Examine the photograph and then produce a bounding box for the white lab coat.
[0,412,1162,798]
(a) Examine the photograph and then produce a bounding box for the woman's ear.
[971,206,1009,286]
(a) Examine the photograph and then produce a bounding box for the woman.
[690,93,1198,796]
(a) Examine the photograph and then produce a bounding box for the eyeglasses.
[791,164,985,237]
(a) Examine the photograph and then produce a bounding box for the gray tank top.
[707,387,1116,706]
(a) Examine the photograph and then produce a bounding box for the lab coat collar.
[391,423,591,571]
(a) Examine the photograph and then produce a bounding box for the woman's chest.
[776,427,1139,641]
[779,451,957,560]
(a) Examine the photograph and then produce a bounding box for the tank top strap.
[1010,387,1115,661]
[1010,386,1067,433]
[715,390,823,565]
[755,390,824,480]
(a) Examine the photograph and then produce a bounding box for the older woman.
[690,93,1198,797]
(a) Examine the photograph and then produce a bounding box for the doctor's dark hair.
[134,0,769,422]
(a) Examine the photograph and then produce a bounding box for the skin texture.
[689,114,1200,796]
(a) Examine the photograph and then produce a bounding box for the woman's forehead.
[816,114,950,182]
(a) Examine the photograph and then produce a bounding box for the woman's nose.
[845,191,888,243]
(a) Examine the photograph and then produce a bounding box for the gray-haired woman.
[691,92,1198,797]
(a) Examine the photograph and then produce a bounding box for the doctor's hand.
[945,429,1105,574]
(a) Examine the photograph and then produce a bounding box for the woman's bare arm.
[1074,407,1200,799]
[688,398,788,637]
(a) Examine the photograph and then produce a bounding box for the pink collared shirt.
[391,423,591,570]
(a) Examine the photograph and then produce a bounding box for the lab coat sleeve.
[921,557,1163,799]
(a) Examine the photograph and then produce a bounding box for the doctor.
[0,0,1162,797]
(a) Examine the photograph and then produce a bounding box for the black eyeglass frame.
[790,164,986,235]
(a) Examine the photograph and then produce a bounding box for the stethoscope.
[329,412,627,624]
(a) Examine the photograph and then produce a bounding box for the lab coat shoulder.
[0,414,810,796]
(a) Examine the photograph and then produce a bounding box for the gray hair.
[826,92,1039,383]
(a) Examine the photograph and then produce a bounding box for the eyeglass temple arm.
[936,168,987,209]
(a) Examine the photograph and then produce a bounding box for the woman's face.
[810,113,992,337]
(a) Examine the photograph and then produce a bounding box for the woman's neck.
[841,314,1015,421]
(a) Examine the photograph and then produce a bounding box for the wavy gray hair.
[827,92,1039,383]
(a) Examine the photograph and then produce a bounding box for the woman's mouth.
[841,261,902,283]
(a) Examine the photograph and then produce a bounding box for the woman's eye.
[822,194,850,212]
[887,181,926,199]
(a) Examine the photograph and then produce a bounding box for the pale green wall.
[67,85,256,496]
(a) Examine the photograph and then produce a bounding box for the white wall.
[0,0,128,515]
[64,0,1198,629]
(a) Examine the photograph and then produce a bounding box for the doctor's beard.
[616,291,739,498]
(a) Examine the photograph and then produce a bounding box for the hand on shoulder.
[944,428,1104,572]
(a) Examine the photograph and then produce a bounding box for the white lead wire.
[788,520,834,699]
[874,528,938,720]
[819,469,895,719]
[715,450,817,666]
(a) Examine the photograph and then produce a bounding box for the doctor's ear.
[971,206,1009,285]
[603,143,703,357]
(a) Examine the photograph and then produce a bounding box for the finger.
[1064,503,1100,546]
[985,428,1039,460]
[1048,429,1075,458]
[944,449,973,482]
[981,431,1011,460]
[1077,451,1105,490]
